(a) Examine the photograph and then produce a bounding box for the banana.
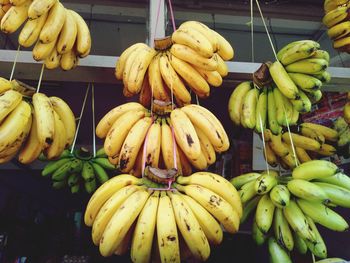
[0,77,12,94]
[301,123,338,142]
[99,189,150,257]
[315,258,346,263]
[267,87,283,134]
[300,126,325,144]
[70,10,91,57]
[32,38,57,61]
[187,148,208,170]
[270,185,290,208]
[84,174,141,226]
[91,185,141,245]
[269,61,299,99]
[168,53,210,98]
[287,179,329,202]
[290,106,300,125]
[334,35,350,50]
[175,184,239,233]
[214,53,228,77]
[292,160,339,180]
[168,191,210,261]
[159,53,191,104]
[274,208,294,251]
[288,72,322,92]
[269,133,289,157]
[0,1,30,34]
[144,120,161,167]
[240,196,261,224]
[45,47,61,69]
[80,161,94,182]
[0,3,10,20]
[295,147,312,163]
[104,110,146,157]
[282,132,321,151]
[255,194,275,234]
[322,6,349,28]
[313,71,331,83]
[119,117,153,173]
[297,199,349,232]
[96,102,146,139]
[329,21,350,40]
[293,232,308,254]
[344,103,350,124]
[84,178,97,193]
[283,200,316,242]
[177,172,242,218]
[315,143,337,156]
[181,194,223,245]
[91,162,109,184]
[172,27,214,58]
[45,111,66,160]
[0,90,22,123]
[264,142,278,167]
[51,161,72,181]
[277,40,319,66]
[194,67,222,87]
[241,87,259,129]
[194,125,216,165]
[39,1,65,43]
[313,50,330,62]
[157,191,180,263]
[177,146,192,176]
[230,172,261,189]
[130,191,159,263]
[92,158,115,170]
[252,220,267,246]
[212,30,234,60]
[313,182,350,208]
[314,172,350,191]
[60,49,77,71]
[228,81,252,126]
[18,12,48,47]
[324,0,348,13]
[255,87,267,133]
[28,0,57,19]
[274,86,293,125]
[305,216,328,259]
[57,9,77,54]
[148,54,170,101]
[170,108,201,160]
[138,75,151,107]
[285,58,328,75]
[268,237,292,263]
[255,173,277,195]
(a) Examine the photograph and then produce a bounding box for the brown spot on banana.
[186,134,194,146]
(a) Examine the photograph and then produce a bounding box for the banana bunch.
[323,0,350,53]
[0,77,76,164]
[84,171,242,261]
[231,160,350,262]
[115,20,233,105]
[96,102,229,176]
[333,103,350,157]
[262,122,339,169]
[41,148,115,194]
[0,0,91,70]
[0,2,11,20]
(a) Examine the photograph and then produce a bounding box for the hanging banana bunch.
[0,76,76,164]
[115,21,234,105]
[231,160,350,262]
[84,171,242,261]
[0,0,91,70]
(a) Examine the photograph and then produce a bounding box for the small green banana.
[95,148,107,158]
[69,158,84,173]
[293,232,308,255]
[70,183,80,194]
[305,216,327,259]
[274,208,294,251]
[85,178,97,194]
[82,161,95,182]
[313,172,350,191]
[240,195,261,224]
[254,173,278,194]
[52,162,72,181]
[52,180,66,189]
[313,182,350,208]
[91,157,116,170]
[67,173,79,187]
[90,161,109,184]
[41,158,72,177]
[230,172,261,189]
[270,185,290,208]
[268,237,292,263]
[239,180,257,203]
[255,194,275,234]
[252,220,267,246]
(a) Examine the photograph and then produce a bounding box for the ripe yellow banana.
[267,87,283,134]
[328,21,350,40]
[32,38,57,61]
[295,147,312,163]
[1,1,30,33]
[274,208,294,251]
[138,75,151,107]
[0,3,11,21]
[264,143,278,167]
[269,133,289,157]
[60,49,78,71]
[304,216,327,259]
[212,30,234,60]
[285,58,328,75]
[255,87,267,133]
[333,35,350,50]
[28,0,57,19]
[324,0,348,13]
[282,132,321,151]
[288,72,322,92]
[290,105,300,125]
[44,48,61,69]
[300,126,325,144]
[277,40,319,66]
[57,9,77,54]
[241,87,259,129]
[228,81,252,126]
[0,90,22,123]
[312,50,330,62]
[194,126,216,165]
[148,53,170,101]
[39,1,65,43]
[45,111,66,159]
[301,122,338,142]
[194,67,222,87]
[0,77,12,94]
[70,10,91,57]
[144,121,161,167]
[18,12,48,47]
[315,143,337,156]
[322,6,349,28]
[291,88,312,113]
[292,160,339,181]
[214,53,228,77]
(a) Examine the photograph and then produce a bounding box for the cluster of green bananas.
[231,160,350,262]
[0,0,91,70]
[0,77,76,164]
[41,148,115,194]
[84,171,242,262]
[115,20,233,105]
[262,122,339,169]
[323,0,350,53]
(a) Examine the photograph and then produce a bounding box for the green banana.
[240,195,261,224]
[312,50,330,62]
[290,106,300,125]
[338,128,350,147]
[95,148,107,158]
[270,185,290,208]
[69,159,84,173]
[255,194,275,234]
[313,172,350,191]
[52,180,66,189]
[292,160,339,181]
[313,182,350,208]
[58,149,72,159]
[305,216,327,259]
[252,220,267,246]
[268,237,292,263]
[333,117,348,135]
[90,161,109,184]
[67,173,79,187]
[274,208,294,251]
[254,173,278,194]
[285,58,328,75]
[255,87,267,134]
[91,157,116,170]
[288,73,322,91]
[85,178,97,194]
[290,89,312,113]
[277,40,320,66]
[313,71,331,83]
[70,183,80,194]
[230,172,261,189]
[52,162,72,181]
[41,158,72,176]
[297,199,349,232]
[239,180,257,203]
[293,232,308,255]
[287,179,329,203]
[307,89,323,104]
[267,87,283,135]
[82,161,95,182]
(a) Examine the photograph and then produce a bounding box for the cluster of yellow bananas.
[231,160,350,262]
[0,77,76,164]
[323,0,350,53]
[262,122,339,169]
[96,102,229,176]
[333,101,350,153]
[115,21,233,105]
[84,171,242,261]
[0,0,91,70]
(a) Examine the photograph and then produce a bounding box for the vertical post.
[148,0,166,47]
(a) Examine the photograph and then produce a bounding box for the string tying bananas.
[0,77,76,164]
[115,21,234,105]
[84,171,241,262]
[231,160,350,262]
[0,0,91,70]
[322,0,350,53]
[41,148,115,194]
[96,102,230,176]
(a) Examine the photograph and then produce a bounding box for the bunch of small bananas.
[0,77,76,164]
[115,20,233,105]
[323,0,350,53]
[0,0,91,70]
[96,102,229,176]
[42,148,115,194]
[84,171,242,261]
[262,122,339,169]
[231,160,350,262]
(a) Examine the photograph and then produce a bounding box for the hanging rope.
[9,45,21,81]
[36,64,45,93]
[167,0,176,31]
[282,103,299,167]
[91,83,96,158]
[150,0,163,47]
